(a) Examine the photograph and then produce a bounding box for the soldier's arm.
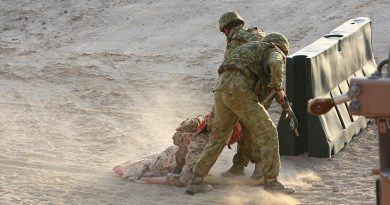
[172,132,193,147]
[267,50,285,90]
[267,50,286,103]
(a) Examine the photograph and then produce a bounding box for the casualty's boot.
[185,175,213,195]
[250,162,263,179]
[221,164,245,177]
[263,178,295,194]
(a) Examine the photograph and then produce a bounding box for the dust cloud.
[1,0,387,204]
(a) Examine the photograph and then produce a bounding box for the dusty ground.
[0,0,389,204]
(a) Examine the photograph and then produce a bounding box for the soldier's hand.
[274,88,286,104]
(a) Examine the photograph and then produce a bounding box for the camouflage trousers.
[193,88,280,179]
[233,100,272,167]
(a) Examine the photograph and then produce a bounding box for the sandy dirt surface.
[0,0,389,204]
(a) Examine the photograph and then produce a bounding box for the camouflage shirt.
[225,25,266,58]
[215,41,285,96]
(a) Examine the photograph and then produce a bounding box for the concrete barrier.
[278,17,376,157]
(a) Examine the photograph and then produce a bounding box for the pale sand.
[0,0,388,204]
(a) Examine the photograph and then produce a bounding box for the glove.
[274,87,286,104]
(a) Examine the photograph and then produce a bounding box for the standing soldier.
[219,11,268,179]
[219,11,266,58]
[186,33,295,194]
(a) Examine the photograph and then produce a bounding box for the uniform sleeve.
[267,50,285,89]
[178,133,209,185]
[172,131,192,147]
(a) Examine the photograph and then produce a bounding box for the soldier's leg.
[225,90,294,193]
[229,101,271,179]
[222,122,251,176]
[192,91,239,177]
[186,91,239,195]
[234,122,251,166]
[248,95,273,178]
[233,123,265,179]
[249,95,273,179]
[236,127,264,179]
[219,88,280,179]
[228,97,280,180]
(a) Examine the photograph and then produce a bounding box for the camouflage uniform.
[117,116,209,186]
[192,33,288,181]
[225,25,266,58]
[167,132,209,186]
[171,116,202,171]
[120,145,178,181]
[220,11,267,172]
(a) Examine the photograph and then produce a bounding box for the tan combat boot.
[263,178,295,194]
[221,164,245,177]
[185,175,213,195]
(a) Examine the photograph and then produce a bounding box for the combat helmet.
[263,32,289,55]
[219,11,245,32]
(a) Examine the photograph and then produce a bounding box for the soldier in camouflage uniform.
[219,11,268,179]
[186,33,295,195]
[165,131,209,186]
[113,116,207,186]
[113,114,241,187]
[219,11,266,57]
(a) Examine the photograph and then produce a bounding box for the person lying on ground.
[113,113,242,187]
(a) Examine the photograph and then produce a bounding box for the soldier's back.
[234,27,266,42]
[225,27,266,56]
